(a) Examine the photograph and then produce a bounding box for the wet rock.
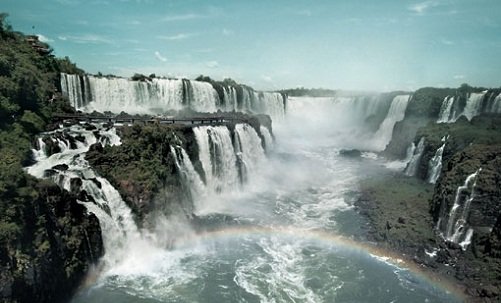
[52,164,69,171]
[70,177,83,194]
[339,149,362,158]
[83,123,97,131]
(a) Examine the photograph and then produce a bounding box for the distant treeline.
[278,88,338,97]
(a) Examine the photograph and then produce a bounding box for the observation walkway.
[52,113,249,125]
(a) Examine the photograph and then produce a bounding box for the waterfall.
[462,91,488,120]
[60,73,287,118]
[193,125,240,193]
[26,124,144,267]
[260,126,274,152]
[426,143,445,184]
[404,142,416,163]
[234,124,266,181]
[437,96,456,123]
[60,73,86,109]
[490,93,501,113]
[404,137,425,176]
[223,86,238,111]
[443,168,481,250]
[170,145,206,207]
[184,80,219,112]
[254,92,286,120]
[372,95,410,151]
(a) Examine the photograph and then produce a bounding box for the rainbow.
[174,225,466,301]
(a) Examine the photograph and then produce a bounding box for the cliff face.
[0,181,103,303]
[384,87,454,159]
[372,84,501,300]
[86,113,272,226]
[431,143,501,247]
[384,85,498,159]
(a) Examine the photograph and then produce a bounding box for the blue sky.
[3,0,501,91]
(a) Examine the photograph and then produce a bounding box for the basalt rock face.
[404,114,501,301]
[431,144,501,246]
[0,181,103,303]
[384,86,499,160]
[412,114,501,182]
[428,144,501,301]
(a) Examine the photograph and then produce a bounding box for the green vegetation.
[0,13,75,240]
[86,123,195,222]
[0,14,103,303]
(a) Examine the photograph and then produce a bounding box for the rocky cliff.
[0,180,103,303]
[366,111,501,301]
[86,112,272,227]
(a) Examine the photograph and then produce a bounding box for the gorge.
[1,13,501,303]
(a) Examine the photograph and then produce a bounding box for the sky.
[3,0,501,91]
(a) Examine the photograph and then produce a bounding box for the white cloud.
[408,1,440,15]
[162,13,200,22]
[222,28,234,36]
[195,48,214,53]
[154,51,167,62]
[158,33,196,40]
[296,9,312,17]
[440,38,455,45]
[36,34,53,43]
[454,75,466,80]
[261,75,273,83]
[206,61,219,68]
[57,34,112,44]
[55,0,80,5]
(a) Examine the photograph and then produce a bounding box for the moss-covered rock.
[0,180,103,303]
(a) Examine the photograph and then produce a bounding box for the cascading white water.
[462,91,488,120]
[404,137,425,176]
[372,95,410,151]
[240,88,252,111]
[283,95,398,150]
[61,73,287,118]
[427,143,445,184]
[193,125,240,193]
[491,93,501,113]
[234,124,266,182]
[170,145,206,206]
[61,73,186,114]
[403,142,416,163]
[26,125,146,267]
[186,81,219,112]
[223,86,238,111]
[437,96,456,123]
[260,126,274,152]
[254,92,286,120]
[444,168,481,249]
[60,73,86,109]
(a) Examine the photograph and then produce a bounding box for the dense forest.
[0,14,103,303]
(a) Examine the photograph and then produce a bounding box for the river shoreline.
[355,174,500,302]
